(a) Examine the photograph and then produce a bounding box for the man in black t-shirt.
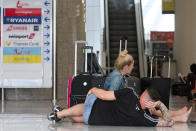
[88,87,159,126]
[48,87,192,127]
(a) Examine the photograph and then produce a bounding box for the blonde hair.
[114,50,134,70]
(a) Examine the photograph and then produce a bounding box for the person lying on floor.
[48,87,192,127]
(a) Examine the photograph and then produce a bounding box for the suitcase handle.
[82,46,93,50]
[81,46,93,73]
[74,41,88,76]
[119,35,128,55]
[79,72,92,76]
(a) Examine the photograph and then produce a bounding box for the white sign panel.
[0,0,53,88]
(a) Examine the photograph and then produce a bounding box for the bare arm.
[87,87,116,101]
[155,101,174,127]
[148,108,162,117]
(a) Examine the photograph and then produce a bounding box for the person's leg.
[57,104,84,119]
[48,94,96,123]
[169,106,188,117]
[150,106,188,117]
[71,116,84,123]
[171,107,192,122]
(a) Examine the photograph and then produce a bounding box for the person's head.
[114,50,134,75]
[139,87,161,110]
[190,63,196,74]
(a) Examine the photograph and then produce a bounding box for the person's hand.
[87,89,93,97]
[153,101,161,107]
[145,101,155,109]
[145,101,160,109]
[148,107,156,115]
[87,87,96,97]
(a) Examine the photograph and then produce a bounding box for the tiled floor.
[0,94,196,131]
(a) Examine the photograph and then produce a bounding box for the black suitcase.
[70,73,93,107]
[141,77,171,108]
[150,78,170,108]
[126,75,141,96]
[91,75,106,89]
[70,43,94,107]
[141,56,172,108]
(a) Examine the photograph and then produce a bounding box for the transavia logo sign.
[16,0,30,8]
[6,25,28,31]
[8,33,36,39]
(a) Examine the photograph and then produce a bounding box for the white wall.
[141,0,174,34]
[174,0,196,75]
[141,0,174,56]
[85,0,104,65]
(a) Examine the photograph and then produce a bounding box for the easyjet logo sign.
[6,25,28,31]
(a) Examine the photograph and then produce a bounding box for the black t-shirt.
[88,88,158,126]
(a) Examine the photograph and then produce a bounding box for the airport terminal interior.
[1,0,196,130]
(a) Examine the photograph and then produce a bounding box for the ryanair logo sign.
[4,16,41,24]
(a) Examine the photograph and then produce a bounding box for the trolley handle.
[150,55,171,78]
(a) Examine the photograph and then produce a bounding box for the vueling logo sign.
[16,0,29,8]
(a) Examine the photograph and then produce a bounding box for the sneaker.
[48,112,61,122]
[52,105,63,112]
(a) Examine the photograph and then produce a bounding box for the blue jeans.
[83,94,97,124]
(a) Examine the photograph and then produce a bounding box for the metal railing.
[150,55,171,78]
[134,0,147,77]
[105,0,110,73]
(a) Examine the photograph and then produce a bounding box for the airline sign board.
[0,0,53,88]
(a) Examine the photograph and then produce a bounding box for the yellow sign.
[3,55,41,63]
[6,41,12,46]
[162,0,175,14]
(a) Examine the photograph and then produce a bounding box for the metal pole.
[1,0,5,112]
[52,0,57,106]
[155,56,158,77]
[150,56,154,78]
[119,40,122,55]
[85,50,87,72]
[1,88,4,113]
[125,40,127,50]
[74,42,77,76]
[105,0,110,73]
[168,56,171,78]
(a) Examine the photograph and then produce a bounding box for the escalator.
[106,0,146,77]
